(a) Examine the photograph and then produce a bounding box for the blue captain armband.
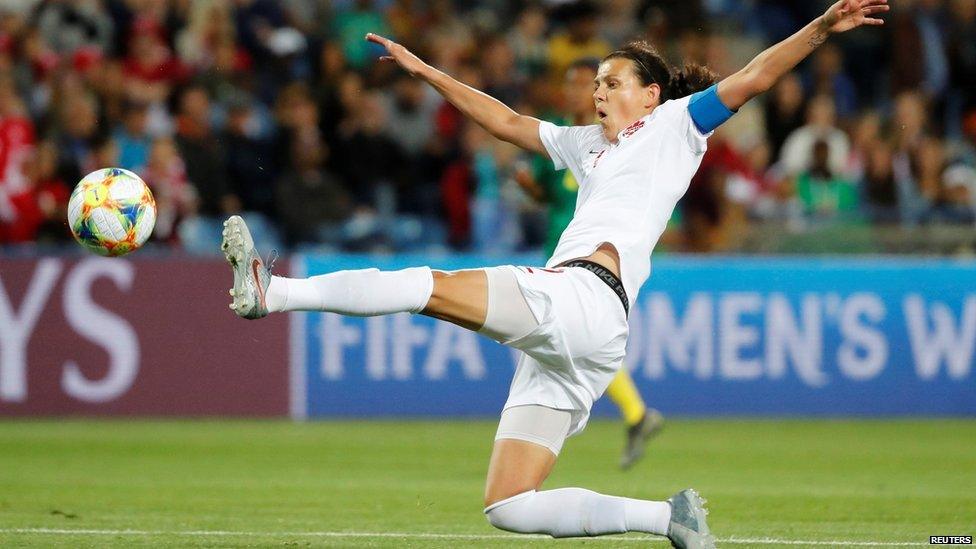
[687,84,736,134]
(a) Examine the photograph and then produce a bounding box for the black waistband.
[557,259,629,316]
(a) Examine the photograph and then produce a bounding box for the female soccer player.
[222,2,886,546]
[515,57,665,470]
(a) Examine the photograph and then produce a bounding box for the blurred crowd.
[0,0,974,255]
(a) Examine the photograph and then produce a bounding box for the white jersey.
[538,95,710,307]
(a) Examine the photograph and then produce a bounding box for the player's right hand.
[821,0,888,34]
[366,33,428,77]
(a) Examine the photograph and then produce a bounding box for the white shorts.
[490,265,629,436]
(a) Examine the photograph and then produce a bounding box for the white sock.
[484,488,671,538]
[265,267,434,315]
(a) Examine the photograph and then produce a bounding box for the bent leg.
[484,404,570,507]
[484,438,558,507]
[486,486,672,538]
[483,405,672,538]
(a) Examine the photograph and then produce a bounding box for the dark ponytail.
[604,41,717,101]
[670,63,717,99]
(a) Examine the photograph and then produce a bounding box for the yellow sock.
[606,368,647,426]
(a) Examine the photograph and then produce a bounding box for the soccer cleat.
[620,408,665,470]
[221,215,271,319]
[666,488,715,549]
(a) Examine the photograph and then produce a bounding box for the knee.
[484,505,507,531]
[484,490,535,532]
[484,481,538,509]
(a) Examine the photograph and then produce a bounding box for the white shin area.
[265,267,434,316]
[484,488,671,538]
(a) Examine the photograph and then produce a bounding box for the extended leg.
[483,405,680,540]
[264,268,492,329]
[224,215,493,327]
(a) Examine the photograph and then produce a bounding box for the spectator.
[144,136,195,243]
[386,0,424,48]
[860,141,899,224]
[637,0,706,38]
[331,0,391,70]
[122,20,186,104]
[86,52,127,126]
[508,5,549,79]
[779,94,850,178]
[845,110,882,181]
[175,0,236,72]
[233,0,287,63]
[892,91,929,154]
[897,136,944,225]
[314,41,349,150]
[225,93,276,217]
[743,138,788,221]
[481,36,523,108]
[33,0,113,55]
[889,0,948,100]
[806,43,858,118]
[891,93,935,224]
[0,139,68,244]
[381,73,438,157]
[380,73,441,214]
[794,139,860,223]
[334,91,404,212]
[423,10,473,77]
[173,84,236,216]
[274,120,352,247]
[763,73,806,161]
[946,0,976,133]
[682,134,753,252]
[16,26,59,119]
[599,0,641,47]
[547,1,611,82]
[54,92,100,186]
[464,121,521,254]
[114,99,152,173]
[85,134,119,174]
[926,163,976,224]
[0,75,36,192]
[178,2,253,103]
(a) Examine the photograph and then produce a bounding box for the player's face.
[593,58,660,142]
[565,66,597,121]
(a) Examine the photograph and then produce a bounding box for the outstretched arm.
[717,0,888,111]
[365,33,547,156]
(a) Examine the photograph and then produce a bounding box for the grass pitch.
[0,419,972,547]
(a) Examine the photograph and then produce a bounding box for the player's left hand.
[365,33,428,77]
[822,0,889,34]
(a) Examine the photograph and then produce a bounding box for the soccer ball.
[67,168,156,257]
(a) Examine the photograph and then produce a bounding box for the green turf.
[0,419,972,547]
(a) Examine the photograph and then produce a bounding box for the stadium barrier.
[0,257,289,416]
[296,254,976,418]
[2,254,974,417]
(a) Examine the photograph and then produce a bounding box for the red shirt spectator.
[0,141,69,243]
[0,115,36,194]
[122,28,188,103]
